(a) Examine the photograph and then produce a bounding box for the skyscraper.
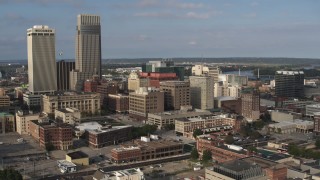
[27,25,57,94]
[57,60,75,91]
[189,76,214,110]
[275,71,304,98]
[70,14,101,91]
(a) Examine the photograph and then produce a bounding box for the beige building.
[128,72,148,92]
[0,95,10,107]
[70,14,101,90]
[191,65,220,83]
[42,92,100,115]
[147,106,212,129]
[159,81,190,110]
[16,111,41,135]
[55,107,81,125]
[175,115,236,137]
[189,76,214,110]
[129,87,164,120]
[27,25,57,94]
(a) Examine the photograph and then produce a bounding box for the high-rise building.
[241,89,260,120]
[129,87,164,120]
[159,81,190,110]
[192,65,220,83]
[27,25,57,94]
[189,76,214,110]
[57,60,75,91]
[70,14,101,91]
[275,71,304,98]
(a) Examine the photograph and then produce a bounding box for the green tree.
[247,146,258,153]
[193,129,203,139]
[224,134,234,144]
[191,148,199,160]
[316,139,320,149]
[0,169,23,180]
[202,150,212,163]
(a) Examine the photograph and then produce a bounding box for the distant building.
[56,60,75,91]
[241,89,260,120]
[55,107,81,125]
[275,71,304,98]
[42,92,100,115]
[189,76,214,110]
[97,82,119,105]
[306,104,320,117]
[27,25,57,94]
[127,72,148,92]
[87,125,132,148]
[147,106,212,129]
[107,94,129,113]
[129,87,164,120]
[159,81,190,110]
[23,93,42,106]
[191,65,220,83]
[142,60,184,81]
[0,112,15,134]
[139,72,179,88]
[314,112,320,136]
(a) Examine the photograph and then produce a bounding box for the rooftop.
[276,71,304,75]
[149,109,210,117]
[87,125,132,135]
[57,160,76,167]
[67,151,88,159]
[219,159,259,172]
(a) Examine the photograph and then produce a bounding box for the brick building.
[29,120,73,150]
[97,82,119,105]
[0,112,15,134]
[87,125,132,148]
[107,94,129,113]
[159,81,190,110]
[111,139,184,163]
[139,72,178,88]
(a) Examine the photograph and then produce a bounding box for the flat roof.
[57,160,76,167]
[87,125,132,134]
[219,159,258,172]
[67,151,88,159]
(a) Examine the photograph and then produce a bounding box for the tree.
[191,148,199,160]
[247,146,258,153]
[193,129,203,139]
[45,142,55,152]
[163,124,175,130]
[249,131,262,139]
[316,139,320,149]
[202,150,212,163]
[224,134,234,144]
[0,169,23,180]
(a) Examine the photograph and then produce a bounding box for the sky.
[0,0,320,60]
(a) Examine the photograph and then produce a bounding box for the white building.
[55,107,81,125]
[27,25,57,94]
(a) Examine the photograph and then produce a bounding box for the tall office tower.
[27,25,57,94]
[57,60,75,91]
[191,65,221,83]
[189,76,214,110]
[241,89,260,120]
[160,81,190,110]
[275,71,304,98]
[70,14,101,91]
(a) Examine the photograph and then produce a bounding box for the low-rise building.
[42,92,100,115]
[29,120,73,150]
[0,112,15,134]
[15,111,47,135]
[306,104,320,116]
[55,107,81,125]
[271,110,302,122]
[175,114,239,138]
[57,160,77,174]
[111,139,184,163]
[66,151,89,166]
[0,95,10,107]
[205,159,266,180]
[147,106,212,129]
[197,136,248,163]
[87,125,132,148]
[93,168,144,180]
[268,119,313,134]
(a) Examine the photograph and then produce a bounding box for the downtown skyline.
[0,0,320,60]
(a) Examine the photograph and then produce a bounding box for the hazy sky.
[0,0,319,60]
